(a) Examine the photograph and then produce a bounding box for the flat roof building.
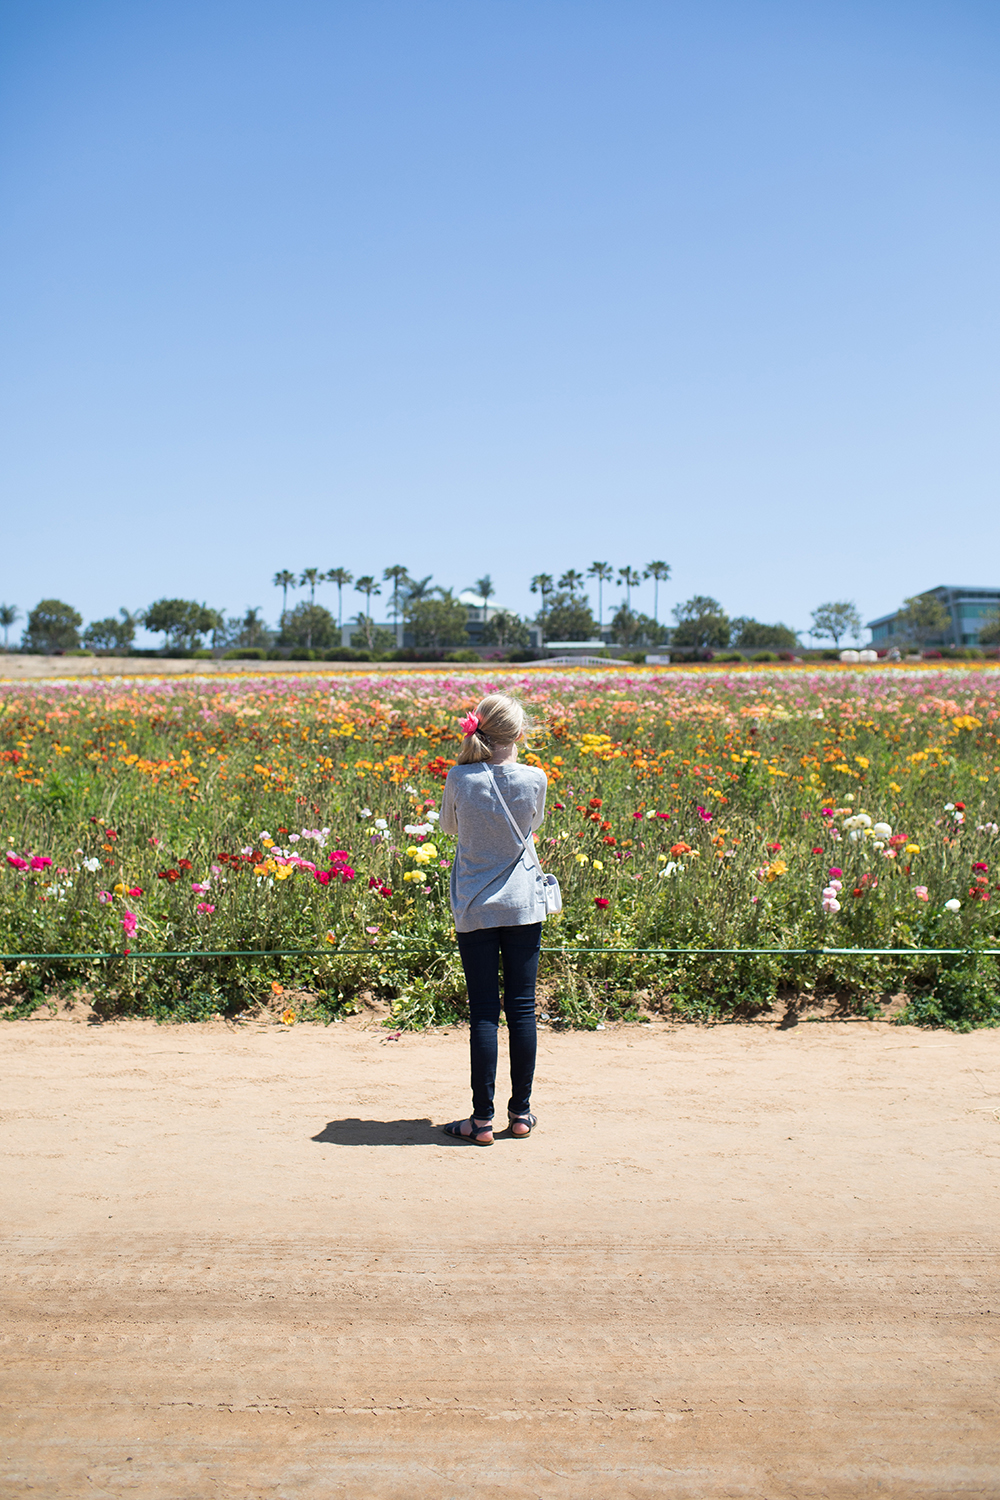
[868,586,1000,648]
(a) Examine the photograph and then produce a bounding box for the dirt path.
[2,1015,998,1498]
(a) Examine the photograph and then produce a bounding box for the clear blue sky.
[2,0,999,644]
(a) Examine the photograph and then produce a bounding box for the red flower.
[766,842,782,854]
[554,803,565,810]
[589,797,603,809]
[656,811,670,820]
[973,862,989,873]
[600,820,612,831]
[603,836,617,846]
[955,802,966,811]
[811,846,823,854]
[177,859,193,871]
[594,896,610,909]
[314,870,332,885]
[633,811,644,820]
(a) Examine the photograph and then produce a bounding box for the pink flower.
[191,881,210,894]
[594,896,610,909]
[127,886,144,898]
[633,811,643,820]
[459,711,480,735]
[366,925,380,934]
[148,837,161,847]
[828,867,842,879]
[121,911,138,938]
[5,854,27,870]
[30,855,52,870]
[914,886,929,901]
[314,870,332,885]
[195,902,215,915]
[696,806,712,822]
[97,890,112,904]
[973,862,989,873]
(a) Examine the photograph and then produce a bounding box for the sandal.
[507,1111,537,1138]
[443,1117,494,1146]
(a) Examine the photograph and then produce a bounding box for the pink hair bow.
[458,711,480,736]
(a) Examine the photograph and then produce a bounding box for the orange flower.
[670,841,693,856]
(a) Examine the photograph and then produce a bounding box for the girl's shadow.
[311,1118,442,1146]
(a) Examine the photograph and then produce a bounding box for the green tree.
[670,596,731,650]
[83,609,138,655]
[730,617,799,650]
[587,562,613,636]
[617,565,642,611]
[472,574,496,622]
[558,569,584,594]
[299,568,322,605]
[610,606,667,647]
[978,611,1000,646]
[406,574,436,603]
[644,560,671,623]
[383,565,411,648]
[530,574,554,644]
[896,594,952,647]
[810,600,861,649]
[22,599,82,653]
[325,568,353,628]
[545,591,598,641]
[354,575,382,623]
[405,590,469,648]
[280,601,337,651]
[273,571,296,625]
[0,603,20,649]
[143,599,221,651]
[481,610,530,649]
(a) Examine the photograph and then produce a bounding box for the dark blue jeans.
[456,923,541,1121]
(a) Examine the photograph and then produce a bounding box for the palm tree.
[472,574,496,623]
[530,574,554,647]
[299,568,322,604]
[383,565,410,648]
[0,603,19,649]
[644,561,671,623]
[587,562,613,636]
[354,575,381,621]
[558,569,584,595]
[406,574,436,602]
[325,568,353,628]
[618,566,642,611]
[272,571,296,626]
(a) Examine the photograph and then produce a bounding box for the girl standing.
[439,693,547,1145]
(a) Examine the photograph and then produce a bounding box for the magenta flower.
[314,869,332,885]
[5,854,27,870]
[127,886,144,898]
[696,806,712,822]
[828,866,843,879]
[30,855,52,870]
[594,896,610,909]
[97,890,112,904]
[191,881,210,893]
[121,911,138,938]
[973,862,989,873]
[195,902,215,915]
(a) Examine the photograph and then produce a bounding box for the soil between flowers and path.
[1,1012,999,1499]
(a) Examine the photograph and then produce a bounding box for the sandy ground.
[1,1014,999,1499]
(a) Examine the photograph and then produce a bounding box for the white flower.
[944,898,962,912]
[872,841,884,851]
[359,808,372,818]
[944,803,955,811]
[288,833,300,842]
[872,822,892,839]
[658,862,679,878]
[374,819,388,830]
[82,857,101,872]
[645,810,658,820]
[977,822,998,834]
[822,897,841,913]
[848,830,863,843]
[954,811,965,824]
[404,823,432,836]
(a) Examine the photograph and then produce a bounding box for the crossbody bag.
[483,763,563,915]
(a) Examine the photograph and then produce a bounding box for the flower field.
[3,667,1000,1028]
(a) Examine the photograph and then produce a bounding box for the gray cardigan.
[439,762,548,933]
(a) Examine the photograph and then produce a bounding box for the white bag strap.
[483,764,546,880]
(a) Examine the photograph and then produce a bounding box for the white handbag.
[484,764,563,915]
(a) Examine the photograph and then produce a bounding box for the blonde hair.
[457,693,533,763]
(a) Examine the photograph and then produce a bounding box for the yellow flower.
[889,781,902,793]
[113,882,125,895]
[855,755,869,769]
[575,853,589,865]
[281,1008,296,1025]
[274,865,293,880]
[262,837,275,848]
[657,853,667,863]
[592,859,604,872]
[905,843,920,853]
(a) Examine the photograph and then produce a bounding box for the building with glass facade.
[868,586,1000,648]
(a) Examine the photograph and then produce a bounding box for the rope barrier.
[2,945,999,961]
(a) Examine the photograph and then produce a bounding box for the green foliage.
[83,610,137,655]
[22,599,82,653]
[610,606,667,647]
[670,596,730,649]
[144,599,221,651]
[544,591,598,641]
[405,591,469,648]
[897,594,952,647]
[810,601,861,648]
[482,610,529,648]
[731,618,798,650]
[279,602,337,650]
